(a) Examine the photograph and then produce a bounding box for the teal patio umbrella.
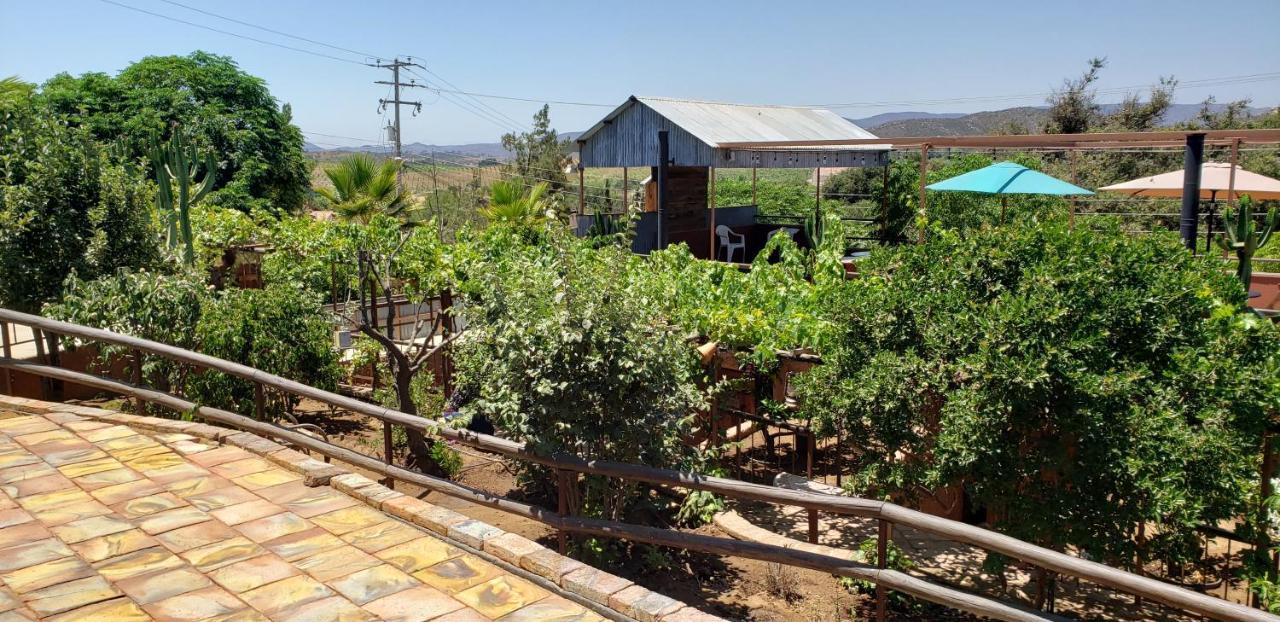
[926,161,1094,223]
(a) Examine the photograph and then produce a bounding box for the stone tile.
[142,463,211,486]
[210,499,285,526]
[153,433,197,443]
[327,564,418,605]
[62,420,113,432]
[362,584,465,622]
[339,519,421,553]
[293,546,381,582]
[187,446,255,468]
[0,521,49,548]
[208,555,300,593]
[405,503,469,535]
[276,596,375,622]
[202,608,270,622]
[430,608,491,622]
[50,513,132,543]
[93,546,185,581]
[234,512,311,543]
[0,556,93,593]
[380,495,432,523]
[137,506,210,535]
[123,452,186,473]
[412,555,504,594]
[0,473,72,498]
[109,444,171,464]
[259,482,359,519]
[13,429,77,446]
[655,608,724,622]
[495,595,600,622]
[115,567,212,604]
[89,479,163,505]
[142,586,245,621]
[0,508,32,529]
[180,536,264,572]
[165,474,233,497]
[561,567,632,604]
[72,468,141,491]
[31,499,111,526]
[186,486,258,512]
[23,575,121,617]
[376,536,462,574]
[0,465,56,486]
[262,527,345,562]
[447,519,503,549]
[607,585,682,622]
[79,426,137,443]
[42,597,149,622]
[240,575,333,616]
[168,440,213,455]
[309,506,388,536]
[70,529,158,563]
[154,520,240,553]
[520,549,587,584]
[233,469,302,491]
[454,575,549,620]
[483,533,543,567]
[97,434,160,454]
[15,488,92,513]
[0,537,74,572]
[0,452,39,470]
[113,492,186,518]
[210,458,275,480]
[41,446,110,467]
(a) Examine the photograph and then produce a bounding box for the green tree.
[796,220,1279,581]
[480,180,550,229]
[316,154,417,224]
[0,105,158,311]
[501,105,569,190]
[1043,58,1105,134]
[38,51,309,214]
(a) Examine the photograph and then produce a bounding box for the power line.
[96,0,366,66]
[155,0,379,60]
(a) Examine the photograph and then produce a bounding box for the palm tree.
[0,76,33,107]
[316,154,421,224]
[480,179,551,227]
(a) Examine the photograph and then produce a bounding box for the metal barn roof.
[576,96,888,169]
[578,96,878,147]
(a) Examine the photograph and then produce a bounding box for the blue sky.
[3,0,1279,146]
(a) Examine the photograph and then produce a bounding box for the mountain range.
[305,103,1273,157]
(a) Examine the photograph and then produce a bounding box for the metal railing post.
[877,519,891,622]
[382,420,394,489]
[0,321,11,395]
[556,468,568,554]
[131,348,146,415]
[808,430,818,544]
[31,328,48,400]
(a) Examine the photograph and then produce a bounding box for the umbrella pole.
[1069,149,1078,229]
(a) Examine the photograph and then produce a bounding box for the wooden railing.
[0,308,1274,622]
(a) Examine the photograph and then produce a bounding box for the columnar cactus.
[1217,195,1277,291]
[150,130,216,267]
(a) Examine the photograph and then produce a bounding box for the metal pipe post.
[657,130,670,249]
[1180,133,1206,251]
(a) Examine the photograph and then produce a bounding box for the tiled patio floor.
[0,409,603,622]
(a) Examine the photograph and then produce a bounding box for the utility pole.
[371,57,424,189]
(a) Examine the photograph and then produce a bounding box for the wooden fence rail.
[0,308,1274,622]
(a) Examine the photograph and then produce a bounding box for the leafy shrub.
[452,229,707,522]
[796,219,1280,568]
[45,269,206,391]
[187,285,341,420]
[0,105,159,311]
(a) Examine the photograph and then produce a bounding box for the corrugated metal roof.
[575,96,878,148]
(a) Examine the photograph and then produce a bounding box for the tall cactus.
[1216,195,1277,291]
[150,130,216,267]
[804,205,826,249]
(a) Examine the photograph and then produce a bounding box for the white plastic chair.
[716,225,745,262]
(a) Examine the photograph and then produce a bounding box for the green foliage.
[38,51,309,214]
[501,105,570,190]
[430,443,463,479]
[44,269,206,390]
[317,154,419,224]
[151,129,217,266]
[480,180,550,230]
[1216,195,1277,290]
[0,105,159,311]
[452,229,707,521]
[1043,57,1105,134]
[796,219,1280,567]
[187,285,341,420]
[0,76,33,109]
[714,177,839,218]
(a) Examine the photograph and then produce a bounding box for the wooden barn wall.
[665,167,709,234]
[579,102,714,168]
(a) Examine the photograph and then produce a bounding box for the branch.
[409,329,465,375]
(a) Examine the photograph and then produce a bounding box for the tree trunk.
[392,361,435,472]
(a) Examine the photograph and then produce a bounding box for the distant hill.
[303,132,583,159]
[853,103,1272,137]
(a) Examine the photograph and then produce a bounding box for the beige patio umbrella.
[1099,162,1280,201]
